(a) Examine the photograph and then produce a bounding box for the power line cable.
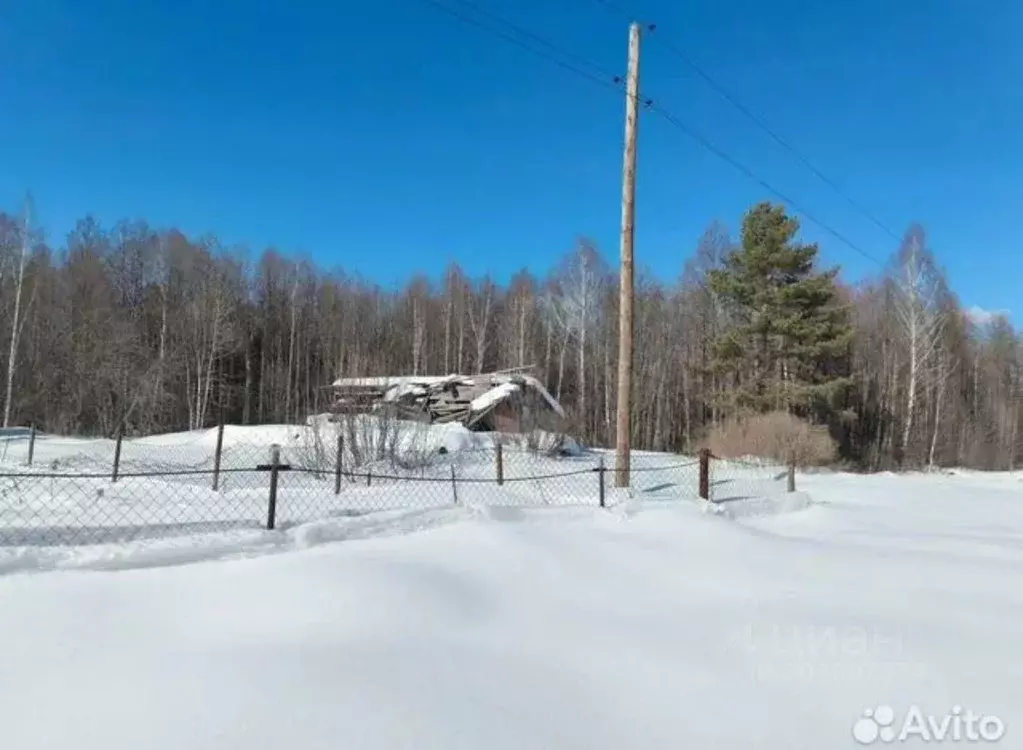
[588,0,903,244]
[648,103,882,264]
[420,0,621,92]
[421,0,886,266]
[445,0,622,81]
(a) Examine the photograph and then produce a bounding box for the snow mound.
[708,490,813,520]
[2,472,1023,749]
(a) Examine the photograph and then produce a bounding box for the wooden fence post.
[598,455,606,508]
[495,442,504,486]
[787,453,796,493]
[112,425,124,483]
[27,423,36,467]
[451,464,459,505]
[334,432,344,495]
[266,444,281,530]
[698,448,710,500]
[212,421,225,491]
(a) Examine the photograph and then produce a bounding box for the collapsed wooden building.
[329,369,565,433]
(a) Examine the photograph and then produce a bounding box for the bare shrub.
[705,411,837,467]
[388,420,437,472]
[330,411,438,473]
[290,416,335,477]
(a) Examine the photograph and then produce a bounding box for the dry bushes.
[705,411,837,467]
[299,412,437,473]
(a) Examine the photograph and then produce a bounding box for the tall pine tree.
[709,202,852,419]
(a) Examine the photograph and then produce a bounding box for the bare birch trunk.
[243,335,253,424]
[544,321,553,385]
[578,311,586,425]
[3,205,30,427]
[412,297,423,376]
[556,330,568,401]
[517,299,527,368]
[285,272,298,423]
[902,313,919,462]
[603,326,613,438]
[927,370,944,471]
[457,308,465,374]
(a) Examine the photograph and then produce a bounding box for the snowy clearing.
[1,466,1022,749]
[0,421,777,549]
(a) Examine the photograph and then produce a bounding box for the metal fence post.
[787,453,796,493]
[112,425,124,483]
[451,464,459,506]
[266,444,281,530]
[495,442,504,486]
[212,421,225,491]
[598,455,606,508]
[27,423,36,467]
[698,448,710,501]
[334,432,344,495]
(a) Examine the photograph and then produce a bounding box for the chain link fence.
[0,425,796,547]
[707,452,794,503]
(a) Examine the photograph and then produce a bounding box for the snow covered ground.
[0,421,742,548]
[1,464,1021,748]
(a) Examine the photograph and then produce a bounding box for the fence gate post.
[212,421,226,491]
[334,432,344,495]
[451,464,459,506]
[598,455,606,508]
[698,448,710,500]
[787,453,796,493]
[112,425,124,483]
[27,423,36,467]
[495,442,504,486]
[266,444,281,530]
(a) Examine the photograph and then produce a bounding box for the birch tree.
[3,199,32,427]
[550,240,607,421]
[466,276,494,375]
[0,197,1018,472]
[892,225,947,465]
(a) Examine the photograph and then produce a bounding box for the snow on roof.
[469,382,521,413]
[516,375,565,417]
[468,376,565,417]
[332,375,460,388]
[382,381,431,402]
[332,371,565,418]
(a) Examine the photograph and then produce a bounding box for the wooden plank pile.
[329,367,564,430]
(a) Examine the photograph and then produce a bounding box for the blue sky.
[1,0,1019,316]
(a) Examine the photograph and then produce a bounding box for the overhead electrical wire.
[589,0,903,246]
[420,0,619,92]
[420,0,888,267]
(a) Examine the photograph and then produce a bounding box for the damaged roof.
[331,371,565,426]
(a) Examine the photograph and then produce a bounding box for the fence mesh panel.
[0,426,796,548]
[708,455,790,504]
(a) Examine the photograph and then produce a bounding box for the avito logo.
[853,705,1006,744]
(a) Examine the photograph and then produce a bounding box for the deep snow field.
[1,425,1022,749]
[0,420,739,549]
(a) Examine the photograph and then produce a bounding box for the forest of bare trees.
[0,200,1018,471]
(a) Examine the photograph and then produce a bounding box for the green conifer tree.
[709,202,853,418]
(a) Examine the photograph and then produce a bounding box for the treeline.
[0,202,1018,470]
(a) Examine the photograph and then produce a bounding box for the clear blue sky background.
[1,0,1019,316]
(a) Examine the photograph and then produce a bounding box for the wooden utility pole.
[615,22,641,488]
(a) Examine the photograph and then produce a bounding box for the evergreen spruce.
[709,202,853,418]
